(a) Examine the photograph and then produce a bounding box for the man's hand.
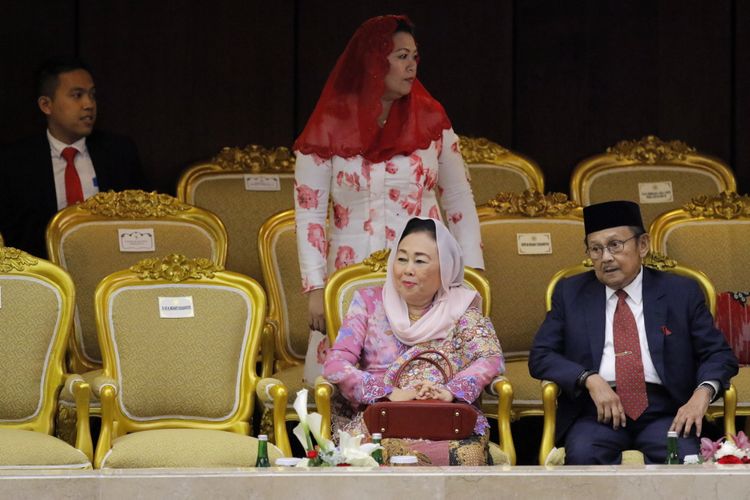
[585,374,626,429]
[307,288,325,333]
[388,387,418,401]
[670,386,711,437]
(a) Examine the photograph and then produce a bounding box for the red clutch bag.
[363,349,480,440]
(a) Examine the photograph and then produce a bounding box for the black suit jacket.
[528,267,738,442]
[0,130,145,257]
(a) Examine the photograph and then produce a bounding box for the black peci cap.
[583,200,645,235]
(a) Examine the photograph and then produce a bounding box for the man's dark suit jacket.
[0,130,145,258]
[528,267,738,442]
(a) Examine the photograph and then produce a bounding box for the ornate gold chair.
[651,191,750,434]
[313,249,515,464]
[538,253,732,465]
[0,247,92,469]
[254,209,323,456]
[459,136,544,207]
[92,254,281,468]
[46,190,227,442]
[177,144,295,287]
[570,135,736,229]
[0,232,4,246]
[476,190,584,454]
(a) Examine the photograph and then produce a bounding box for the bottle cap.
[275,457,302,467]
[390,455,418,465]
[667,431,678,438]
[258,434,268,441]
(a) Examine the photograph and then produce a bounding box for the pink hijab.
[383,217,478,346]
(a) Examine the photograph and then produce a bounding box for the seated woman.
[323,217,504,465]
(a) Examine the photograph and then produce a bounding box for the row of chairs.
[0,248,284,469]
[175,134,736,293]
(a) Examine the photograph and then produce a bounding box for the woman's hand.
[388,387,418,401]
[307,288,326,333]
[414,381,454,401]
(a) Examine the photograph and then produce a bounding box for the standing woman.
[294,15,484,332]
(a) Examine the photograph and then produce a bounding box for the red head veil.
[294,15,451,163]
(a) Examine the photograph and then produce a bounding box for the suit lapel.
[583,275,606,369]
[642,267,667,383]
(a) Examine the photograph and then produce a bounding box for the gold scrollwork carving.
[458,136,509,164]
[683,191,750,219]
[80,190,192,218]
[130,254,224,282]
[643,252,677,271]
[0,247,39,272]
[362,249,391,272]
[488,189,579,217]
[212,145,295,172]
[606,135,696,164]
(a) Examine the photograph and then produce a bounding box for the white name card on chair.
[517,233,552,255]
[118,229,156,252]
[158,296,194,318]
[244,174,281,191]
[638,181,674,204]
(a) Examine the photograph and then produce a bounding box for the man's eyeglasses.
[586,235,639,259]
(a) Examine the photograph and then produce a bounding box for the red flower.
[717,455,743,464]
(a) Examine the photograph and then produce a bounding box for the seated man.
[0,56,145,257]
[529,200,738,464]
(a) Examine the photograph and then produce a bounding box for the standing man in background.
[0,56,145,257]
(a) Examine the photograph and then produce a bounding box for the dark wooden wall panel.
[295,1,514,145]
[735,0,750,191]
[1,1,747,197]
[77,0,295,193]
[0,1,76,143]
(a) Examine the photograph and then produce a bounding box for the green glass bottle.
[665,431,680,464]
[255,434,271,467]
[371,433,383,465]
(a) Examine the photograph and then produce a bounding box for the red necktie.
[62,147,84,206]
[613,289,648,420]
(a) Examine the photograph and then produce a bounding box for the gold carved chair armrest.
[92,375,118,469]
[488,376,516,465]
[64,374,93,461]
[256,378,291,457]
[314,376,334,441]
[539,380,560,465]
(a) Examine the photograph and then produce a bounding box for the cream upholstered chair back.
[46,190,227,373]
[571,135,736,229]
[478,190,584,359]
[459,136,544,207]
[324,248,489,346]
[177,145,295,287]
[94,254,265,434]
[0,247,75,431]
[257,209,310,372]
[650,191,750,292]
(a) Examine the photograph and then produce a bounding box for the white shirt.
[47,130,99,210]
[599,267,663,384]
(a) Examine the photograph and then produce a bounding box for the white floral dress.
[294,127,484,291]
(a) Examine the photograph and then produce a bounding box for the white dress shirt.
[599,267,663,384]
[47,130,99,210]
